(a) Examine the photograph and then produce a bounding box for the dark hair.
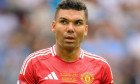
[55,0,88,21]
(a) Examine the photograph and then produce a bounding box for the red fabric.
[18,46,113,84]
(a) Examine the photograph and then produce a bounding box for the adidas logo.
[44,72,58,80]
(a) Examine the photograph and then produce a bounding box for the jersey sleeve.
[17,56,36,84]
[102,62,114,84]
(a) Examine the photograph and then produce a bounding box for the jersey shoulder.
[83,50,110,66]
[20,47,52,75]
[27,47,52,64]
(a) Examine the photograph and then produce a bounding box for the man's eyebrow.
[59,17,84,22]
[59,17,68,20]
[75,19,84,22]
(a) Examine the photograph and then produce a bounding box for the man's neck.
[55,44,81,62]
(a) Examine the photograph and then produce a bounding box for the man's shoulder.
[83,50,109,66]
[31,48,52,58]
[20,47,53,75]
[25,47,52,64]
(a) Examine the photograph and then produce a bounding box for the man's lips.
[65,35,75,42]
[66,35,74,39]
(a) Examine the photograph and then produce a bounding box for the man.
[17,0,114,84]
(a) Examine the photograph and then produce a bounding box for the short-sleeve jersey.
[17,45,114,84]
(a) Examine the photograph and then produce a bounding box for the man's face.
[52,9,88,49]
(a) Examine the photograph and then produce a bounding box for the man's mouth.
[65,36,75,42]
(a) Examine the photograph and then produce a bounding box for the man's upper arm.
[102,62,114,84]
[17,56,36,84]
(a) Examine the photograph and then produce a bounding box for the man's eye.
[60,20,67,24]
[75,21,82,25]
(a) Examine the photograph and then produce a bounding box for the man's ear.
[52,21,56,33]
[84,25,88,36]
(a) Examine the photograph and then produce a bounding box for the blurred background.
[0,0,140,84]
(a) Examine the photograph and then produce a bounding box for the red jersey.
[17,45,114,84]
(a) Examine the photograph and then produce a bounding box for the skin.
[52,9,88,62]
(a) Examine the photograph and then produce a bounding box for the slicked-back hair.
[55,0,88,22]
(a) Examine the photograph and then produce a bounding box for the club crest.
[81,72,94,84]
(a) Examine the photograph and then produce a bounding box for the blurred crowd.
[0,0,140,84]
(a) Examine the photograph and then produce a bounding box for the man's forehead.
[56,9,86,21]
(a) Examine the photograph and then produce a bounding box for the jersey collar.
[51,45,84,59]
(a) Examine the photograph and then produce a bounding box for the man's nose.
[67,23,74,33]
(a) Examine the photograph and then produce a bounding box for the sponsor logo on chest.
[44,72,94,84]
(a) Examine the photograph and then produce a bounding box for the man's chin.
[63,43,79,50]
[64,44,75,48]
